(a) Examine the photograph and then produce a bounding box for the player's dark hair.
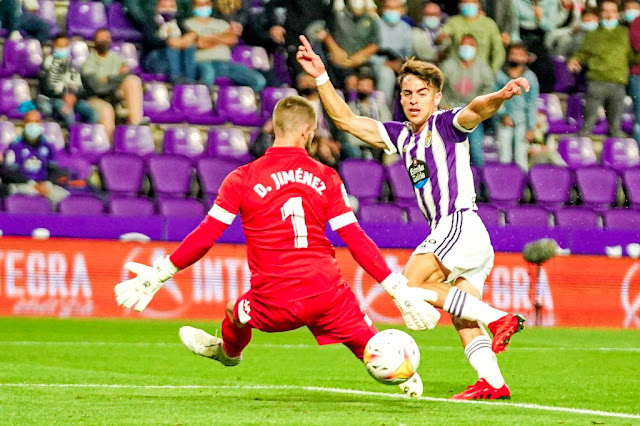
[397,58,444,92]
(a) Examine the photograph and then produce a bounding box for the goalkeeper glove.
[380,273,441,331]
[114,256,178,312]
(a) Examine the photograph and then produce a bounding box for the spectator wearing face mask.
[439,0,505,73]
[494,43,539,171]
[440,34,494,166]
[3,110,70,207]
[568,0,632,138]
[412,1,447,62]
[37,34,97,130]
[625,0,640,144]
[0,0,51,44]
[546,0,590,58]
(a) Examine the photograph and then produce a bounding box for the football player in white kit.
[297,35,527,400]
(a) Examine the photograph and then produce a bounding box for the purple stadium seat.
[99,153,145,195]
[623,168,640,209]
[143,83,184,124]
[5,194,51,214]
[157,197,205,216]
[217,86,261,126]
[552,56,575,93]
[539,93,578,134]
[482,163,526,206]
[565,94,608,135]
[70,40,89,70]
[387,161,414,205]
[147,154,193,198]
[66,1,108,39]
[575,166,618,211]
[358,203,407,223]
[111,42,141,74]
[35,0,60,37]
[114,125,155,157]
[163,127,205,160]
[528,164,572,209]
[557,137,597,170]
[505,205,550,227]
[0,78,32,119]
[173,84,224,125]
[58,194,105,215]
[603,209,640,229]
[1,39,43,78]
[0,121,17,152]
[601,138,640,173]
[405,204,427,223]
[555,207,599,228]
[109,196,155,216]
[339,159,385,203]
[272,49,292,86]
[231,45,270,71]
[56,153,92,180]
[42,122,65,152]
[476,203,503,226]
[207,128,250,161]
[261,87,298,119]
[197,157,240,197]
[108,2,142,42]
[69,124,111,163]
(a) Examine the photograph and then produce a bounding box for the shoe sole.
[496,314,526,354]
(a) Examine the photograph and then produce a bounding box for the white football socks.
[442,287,506,324]
[465,335,505,389]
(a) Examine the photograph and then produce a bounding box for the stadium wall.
[0,237,638,329]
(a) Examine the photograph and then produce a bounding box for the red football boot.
[450,379,511,400]
[488,313,526,354]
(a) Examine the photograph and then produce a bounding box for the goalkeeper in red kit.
[114,96,440,397]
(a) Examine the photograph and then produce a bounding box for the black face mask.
[95,41,111,54]
[298,87,317,97]
[507,60,526,68]
[357,91,371,101]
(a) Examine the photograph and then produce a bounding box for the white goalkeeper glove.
[114,256,178,312]
[380,273,441,331]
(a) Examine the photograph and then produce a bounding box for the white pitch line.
[0,383,638,420]
[1,341,640,352]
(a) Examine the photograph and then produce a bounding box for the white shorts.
[412,209,494,295]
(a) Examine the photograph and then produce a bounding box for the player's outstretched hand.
[114,256,177,312]
[498,77,530,101]
[296,35,326,79]
[381,273,441,331]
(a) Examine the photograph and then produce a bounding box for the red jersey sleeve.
[209,167,244,224]
[325,168,357,231]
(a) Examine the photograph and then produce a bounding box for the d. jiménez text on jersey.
[254,168,327,198]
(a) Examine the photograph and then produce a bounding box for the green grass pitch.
[1,317,639,424]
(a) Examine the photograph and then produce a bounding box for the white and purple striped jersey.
[376,108,477,228]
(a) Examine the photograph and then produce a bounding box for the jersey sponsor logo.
[408,158,429,189]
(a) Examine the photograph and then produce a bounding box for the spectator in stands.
[510,0,557,93]
[568,0,631,138]
[626,0,640,143]
[0,0,51,44]
[555,7,600,59]
[440,34,494,166]
[249,119,274,159]
[341,66,391,160]
[439,0,505,73]
[412,2,446,63]
[184,0,266,92]
[495,43,539,170]
[37,34,98,130]
[123,0,193,39]
[3,110,69,207]
[81,28,146,140]
[484,0,515,45]
[373,0,414,107]
[546,0,585,58]
[140,0,198,83]
[212,0,250,28]
[320,0,380,92]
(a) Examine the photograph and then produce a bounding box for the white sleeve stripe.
[329,211,358,231]
[208,204,236,225]
[376,121,398,154]
[452,107,477,133]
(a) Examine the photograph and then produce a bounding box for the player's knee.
[226,300,236,320]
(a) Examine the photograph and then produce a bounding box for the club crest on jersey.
[425,131,432,147]
[409,158,429,189]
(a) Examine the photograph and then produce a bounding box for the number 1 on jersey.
[281,197,308,248]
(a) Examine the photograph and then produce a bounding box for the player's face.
[400,74,442,132]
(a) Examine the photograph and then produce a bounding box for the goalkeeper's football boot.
[488,313,526,354]
[398,372,423,398]
[179,326,241,367]
[450,379,511,400]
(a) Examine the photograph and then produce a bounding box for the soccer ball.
[363,329,420,385]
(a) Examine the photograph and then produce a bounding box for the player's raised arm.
[455,77,531,131]
[296,35,386,149]
[114,169,243,312]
